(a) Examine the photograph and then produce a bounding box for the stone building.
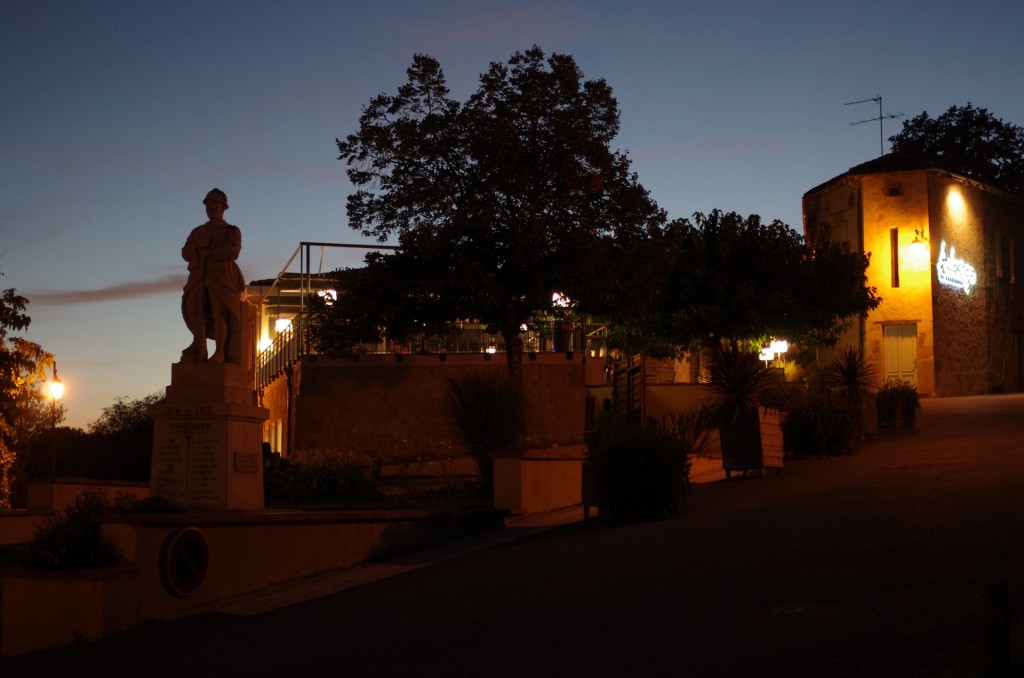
[803,154,1024,396]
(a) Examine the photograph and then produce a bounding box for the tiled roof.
[845,153,939,175]
[804,153,945,197]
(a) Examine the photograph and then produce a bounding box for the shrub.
[781,399,859,457]
[26,492,186,570]
[585,417,688,523]
[445,372,527,492]
[703,342,775,426]
[827,346,876,400]
[876,379,922,427]
[116,494,185,515]
[654,407,712,456]
[265,450,380,507]
[26,492,187,570]
[757,382,809,411]
[28,491,121,570]
[0,440,14,509]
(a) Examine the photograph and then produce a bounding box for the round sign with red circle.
[162,527,210,597]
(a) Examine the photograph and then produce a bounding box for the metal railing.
[255,315,608,390]
[252,242,612,390]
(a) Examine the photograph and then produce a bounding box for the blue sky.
[3,0,1023,428]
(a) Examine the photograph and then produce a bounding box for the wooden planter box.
[759,407,786,473]
[720,409,764,480]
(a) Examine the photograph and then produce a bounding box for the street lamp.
[48,363,64,479]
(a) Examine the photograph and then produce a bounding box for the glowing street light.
[49,363,63,479]
[760,339,790,366]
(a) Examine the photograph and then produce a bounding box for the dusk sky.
[3,0,1023,428]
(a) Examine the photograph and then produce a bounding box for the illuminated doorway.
[883,323,918,385]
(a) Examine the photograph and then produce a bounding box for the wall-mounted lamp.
[908,229,930,270]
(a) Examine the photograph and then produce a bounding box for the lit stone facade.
[804,154,1024,396]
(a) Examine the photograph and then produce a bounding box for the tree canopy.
[325,47,879,375]
[889,103,1024,196]
[0,285,57,507]
[333,46,663,379]
[88,391,163,437]
[635,210,879,352]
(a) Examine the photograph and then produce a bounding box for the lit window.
[890,228,900,288]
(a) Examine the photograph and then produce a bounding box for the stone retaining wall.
[1,509,504,657]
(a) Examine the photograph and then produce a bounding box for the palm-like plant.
[826,346,876,400]
[445,373,527,493]
[703,341,777,477]
[704,341,775,424]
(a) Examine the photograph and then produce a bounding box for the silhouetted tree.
[334,46,663,383]
[71,391,164,481]
[0,284,58,506]
[87,392,163,437]
[306,253,460,357]
[649,210,879,350]
[889,103,1024,196]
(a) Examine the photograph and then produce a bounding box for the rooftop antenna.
[845,94,904,157]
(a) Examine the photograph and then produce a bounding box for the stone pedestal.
[150,362,269,510]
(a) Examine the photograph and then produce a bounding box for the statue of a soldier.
[180,188,246,364]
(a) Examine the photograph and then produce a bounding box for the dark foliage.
[445,372,527,492]
[703,341,776,426]
[649,211,879,351]
[28,392,162,482]
[889,103,1024,197]
[264,454,381,507]
[27,492,184,570]
[781,399,859,457]
[653,406,713,456]
[826,346,876,400]
[876,379,922,428]
[585,417,689,523]
[332,46,664,380]
[0,284,57,507]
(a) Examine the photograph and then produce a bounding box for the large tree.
[889,103,1024,197]
[649,210,879,351]
[0,286,58,507]
[335,46,663,382]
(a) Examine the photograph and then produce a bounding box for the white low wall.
[1,509,504,657]
[0,511,49,545]
[493,445,587,514]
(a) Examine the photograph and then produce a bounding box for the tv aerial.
[846,94,904,157]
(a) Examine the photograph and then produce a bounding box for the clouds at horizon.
[28,274,186,305]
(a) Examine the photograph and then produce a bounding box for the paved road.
[4,395,1024,677]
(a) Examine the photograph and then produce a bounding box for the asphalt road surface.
[4,394,1024,677]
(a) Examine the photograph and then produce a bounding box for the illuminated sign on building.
[936,241,977,294]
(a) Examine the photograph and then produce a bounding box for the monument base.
[150,363,269,511]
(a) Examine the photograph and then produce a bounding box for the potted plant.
[877,378,921,427]
[826,346,878,437]
[705,341,775,479]
[584,415,689,522]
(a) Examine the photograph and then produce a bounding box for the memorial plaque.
[234,450,260,474]
[153,420,227,507]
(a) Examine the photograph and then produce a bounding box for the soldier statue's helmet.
[203,188,229,209]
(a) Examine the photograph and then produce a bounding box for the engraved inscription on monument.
[153,420,227,506]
